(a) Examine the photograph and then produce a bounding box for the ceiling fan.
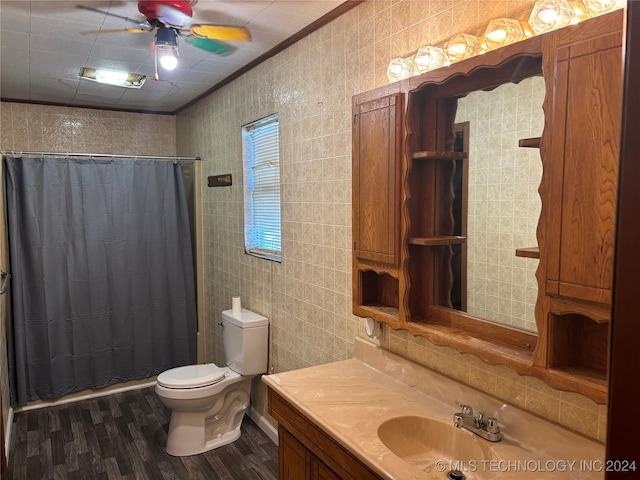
[77,0,251,79]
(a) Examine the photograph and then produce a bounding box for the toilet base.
[163,377,252,456]
[166,416,243,456]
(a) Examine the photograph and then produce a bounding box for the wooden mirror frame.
[606,1,640,468]
[352,10,624,404]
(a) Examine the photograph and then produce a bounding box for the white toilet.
[155,309,269,456]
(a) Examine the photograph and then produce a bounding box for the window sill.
[245,249,282,263]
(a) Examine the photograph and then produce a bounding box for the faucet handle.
[455,400,473,416]
[486,417,501,434]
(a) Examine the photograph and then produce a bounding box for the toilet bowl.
[155,309,268,456]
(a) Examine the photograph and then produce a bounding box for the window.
[242,114,282,262]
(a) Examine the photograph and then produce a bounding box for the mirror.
[437,76,545,333]
[354,11,621,403]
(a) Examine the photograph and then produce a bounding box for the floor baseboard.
[248,406,278,445]
[4,406,12,459]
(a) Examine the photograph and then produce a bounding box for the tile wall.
[176,0,606,441]
[0,103,176,155]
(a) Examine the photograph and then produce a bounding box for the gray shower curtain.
[4,157,197,406]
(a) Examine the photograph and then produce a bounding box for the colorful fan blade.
[184,36,235,55]
[79,28,153,35]
[190,24,251,42]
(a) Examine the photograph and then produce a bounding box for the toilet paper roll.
[232,296,241,314]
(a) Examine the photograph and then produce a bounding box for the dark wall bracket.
[208,174,232,187]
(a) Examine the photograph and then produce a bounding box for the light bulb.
[414,46,449,73]
[387,57,415,82]
[446,34,481,63]
[528,0,576,34]
[159,50,178,70]
[582,0,625,16]
[483,18,525,51]
[94,70,129,86]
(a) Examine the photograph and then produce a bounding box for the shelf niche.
[548,313,609,385]
[358,270,399,316]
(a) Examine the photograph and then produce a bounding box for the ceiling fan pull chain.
[154,50,159,81]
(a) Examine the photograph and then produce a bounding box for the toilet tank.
[221,309,269,375]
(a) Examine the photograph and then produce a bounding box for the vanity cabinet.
[351,11,623,404]
[280,427,309,480]
[313,457,342,480]
[280,428,341,480]
[268,388,382,480]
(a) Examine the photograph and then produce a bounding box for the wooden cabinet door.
[311,458,342,480]
[279,427,311,480]
[352,93,402,266]
[279,426,342,480]
[546,31,622,305]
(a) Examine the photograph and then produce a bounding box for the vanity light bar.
[387,0,625,82]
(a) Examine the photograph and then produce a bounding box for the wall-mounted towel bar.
[0,271,11,294]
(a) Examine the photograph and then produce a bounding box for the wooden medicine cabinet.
[351,11,623,403]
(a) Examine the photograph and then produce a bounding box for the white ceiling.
[0,0,349,113]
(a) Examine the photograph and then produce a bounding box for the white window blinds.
[242,114,282,261]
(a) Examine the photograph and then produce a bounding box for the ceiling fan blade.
[79,28,153,35]
[184,36,235,55]
[190,24,251,42]
[75,4,153,29]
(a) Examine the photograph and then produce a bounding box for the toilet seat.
[157,363,226,389]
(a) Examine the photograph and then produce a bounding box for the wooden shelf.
[354,303,401,328]
[359,304,399,317]
[518,137,541,148]
[409,236,466,246]
[406,318,535,364]
[515,247,540,258]
[412,151,468,161]
[549,366,608,387]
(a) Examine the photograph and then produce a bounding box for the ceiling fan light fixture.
[155,28,180,71]
[79,67,146,88]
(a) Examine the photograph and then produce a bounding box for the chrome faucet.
[453,401,503,442]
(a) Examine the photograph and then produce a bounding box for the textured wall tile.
[559,402,599,439]
[525,389,561,422]
[170,0,605,443]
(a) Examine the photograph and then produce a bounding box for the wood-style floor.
[3,387,278,480]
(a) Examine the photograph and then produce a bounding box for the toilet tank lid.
[157,363,226,388]
[222,309,269,328]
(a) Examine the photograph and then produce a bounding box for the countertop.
[262,337,605,480]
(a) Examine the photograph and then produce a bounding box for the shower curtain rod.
[1,150,201,161]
